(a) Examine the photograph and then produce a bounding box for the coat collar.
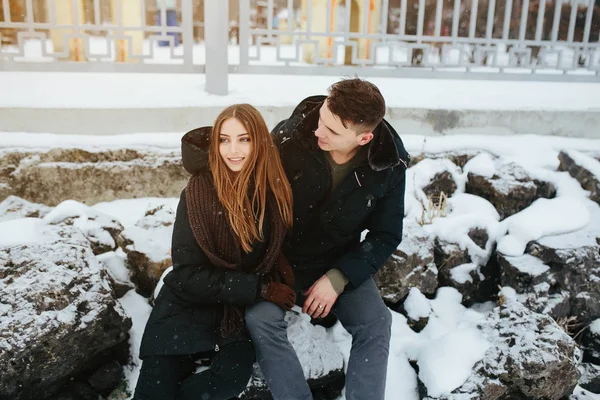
[289,96,410,172]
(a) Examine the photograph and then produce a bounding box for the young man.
[245,78,410,400]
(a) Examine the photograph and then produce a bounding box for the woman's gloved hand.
[260,281,296,311]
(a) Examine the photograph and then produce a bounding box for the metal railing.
[1,0,599,88]
[0,0,197,73]
[234,0,600,81]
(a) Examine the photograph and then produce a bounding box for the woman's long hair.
[209,104,293,253]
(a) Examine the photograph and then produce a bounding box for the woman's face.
[219,117,252,172]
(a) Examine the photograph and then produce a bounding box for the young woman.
[133,104,296,400]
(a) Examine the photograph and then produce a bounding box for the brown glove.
[260,282,296,311]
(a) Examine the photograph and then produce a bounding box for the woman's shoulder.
[187,168,215,188]
[185,168,218,205]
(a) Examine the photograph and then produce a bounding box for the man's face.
[314,99,371,157]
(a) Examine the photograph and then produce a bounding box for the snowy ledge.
[2,73,600,136]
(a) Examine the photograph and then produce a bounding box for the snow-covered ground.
[1,69,599,111]
[2,39,599,112]
[4,132,596,399]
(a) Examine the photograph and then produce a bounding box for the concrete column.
[51,0,87,61]
[110,0,144,62]
[204,0,228,95]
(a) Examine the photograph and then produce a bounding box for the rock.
[87,361,123,396]
[402,287,433,332]
[375,224,439,305]
[0,148,187,206]
[466,161,556,219]
[498,199,600,325]
[239,311,345,400]
[527,240,600,325]
[579,363,600,394]
[409,158,463,201]
[498,253,571,320]
[434,228,499,305]
[558,150,600,205]
[0,218,131,400]
[434,240,470,272]
[410,152,476,169]
[581,320,600,365]
[65,381,98,400]
[423,171,458,199]
[43,200,125,255]
[121,205,175,297]
[426,291,581,399]
[0,195,52,222]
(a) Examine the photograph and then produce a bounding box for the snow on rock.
[498,200,600,324]
[404,287,433,321]
[0,219,131,400]
[570,385,600,399]
[120,204,174,297]
[592,320,600,335]
[413,158,464,198]
[43,199,125,255]
[114,289,153,396]
[465,157,557,220]
[425,288,581,400]
[527,239,600,324]
[419,327,490,397]
[463,152,496,179]
[429,193,501,267]
[1,148,187,206]
[385,311,421,400]
[97,249,135,298]
[375,223,438,304]
[240,308,345,400]
[405,158,465,224]
[578,364,600,395]
[497,196,591,257]
[0,195,51,222]
[498,253,570,319]
[425,194,502,304]
[559,150,600,205]
[582,319,600,365]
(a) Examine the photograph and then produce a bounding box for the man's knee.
[365,305,391,333]
[245,301,287,333]
[347,303,392,340]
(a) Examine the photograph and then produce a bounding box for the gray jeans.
[245,278,392,400]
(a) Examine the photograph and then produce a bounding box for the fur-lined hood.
[275,95,410,172]
[181,126,212,175]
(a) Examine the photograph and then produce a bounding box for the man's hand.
[302,274,339,319]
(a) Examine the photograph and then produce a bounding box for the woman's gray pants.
[245,278,392,400]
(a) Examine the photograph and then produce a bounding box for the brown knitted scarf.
[185,172,286,337]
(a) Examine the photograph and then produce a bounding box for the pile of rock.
[2,146,600,399]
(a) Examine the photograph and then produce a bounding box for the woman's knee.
[245,301,287,333]
[213,342,255,396]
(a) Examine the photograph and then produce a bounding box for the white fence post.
[204,0,229,95]
[181,0,194,71]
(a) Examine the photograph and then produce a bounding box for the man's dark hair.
[326,78,386,133]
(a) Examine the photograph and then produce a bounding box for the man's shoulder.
[272,95,325,148]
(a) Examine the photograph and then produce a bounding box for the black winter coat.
[272,95,410,289]
[139,174,269,358]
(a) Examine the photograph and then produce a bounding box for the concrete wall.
[1,106,599,138]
